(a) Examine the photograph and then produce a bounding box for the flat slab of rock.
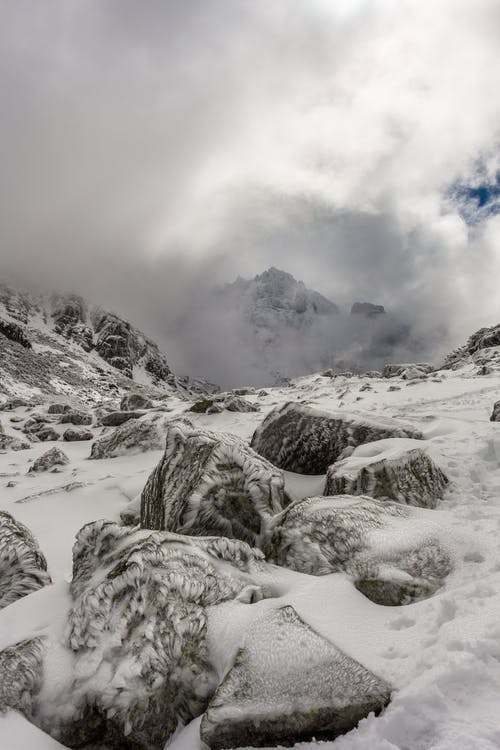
[141,420,286,546]
[101,410,145,427]
[325,442,448,508]
[251,402,423,474]
[201,605,391,749]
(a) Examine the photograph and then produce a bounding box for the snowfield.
[0,354,499,750]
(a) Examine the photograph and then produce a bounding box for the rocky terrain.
[0,320,499,749]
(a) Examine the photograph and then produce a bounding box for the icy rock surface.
[251,402,423,474]
[0,638,45,718]
[62,428,93,441]
[0,511,51,608]
[29,447,69,473]
[442,322,500,369]
[141,421,286,547]
[31,522,261,749]
[120,392,154,410]
[59,410,92,426]
[325,445,448,508]
[490,401,500,422]
[189,394,258,414]
[89,415,167,459]
[201,605,391,750]
[268,496,451,605]
[382,363,433,378]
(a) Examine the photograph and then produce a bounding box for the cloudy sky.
[1,0,499,379]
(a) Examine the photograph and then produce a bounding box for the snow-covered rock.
[325,443,449,508]
[141,421,287,546]
[62,428,93,442]
[0,434,30,451]
[251,402,423,474]
[267,496,452,605]
[0,512,51,608]
[442,322,500,370]
[89,415,167,459]
[28,447,69,473]
[189,394,259,414]
[201,605,391,749]
[59,411,92,426]
[382,363,433,378]
[490,401,500,422]
[119,392,154,410]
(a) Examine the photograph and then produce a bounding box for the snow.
[1,362,500,748]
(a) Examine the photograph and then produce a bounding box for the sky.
[0,0,499,383]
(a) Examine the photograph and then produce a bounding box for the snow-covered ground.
[1,361,499,749]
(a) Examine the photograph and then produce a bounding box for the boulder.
[325,443,448,509]
[201,606,391,750]
[59,411,92,426]
[100,410,145,427]
[35,426,60,442]
[0,433,30,451]
[0,397,30,411]
[47,403,72,415]
[267,495,452,605]
[490,401,500,422]
[29,447,69,472]
[120,392,154,411]
[189,395,259,414]
[251,402,423,475]
[0,511,51,608]
[382,363,433,378]
[89,416,167,459]
[63,428,94,442]
[141,420,286,546]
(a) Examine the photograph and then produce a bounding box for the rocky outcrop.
[267,495,452,605]
[89,415,167,459]
[0,511,51,608]
[351,302,386,318]
[29,447,69,473]
[189,394,259,414]
[251,402,423,475]
[141,421,286,546]
[0,318,31,348]
[201,606,391,749]
[442,323,500,370]
[490,401,500,422]
[50,293,94,351]
[325,444,448,508]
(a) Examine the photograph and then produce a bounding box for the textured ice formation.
[141,421,287,546]
[251,402,423,474]
[0,511,51,608]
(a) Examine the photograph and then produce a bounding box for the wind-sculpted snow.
[141,421,286,546]
[267,496,452,605]
[0,511,51,608]
[325,445,448,508]
[89,414,168,459]
[251,402,423,474]
[201,605,391,750]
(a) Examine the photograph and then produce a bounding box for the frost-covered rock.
[490,401,500,422]
[0,511,51,608]
[189,394,259,414]
[0,433,30,451]
[0,638,45,719]
[29,447,69,473]
[0,317,32,349]
[120,392,154,410]
[34,426,59,442]
[382,363,433,378]
[442,323,500,369]
[251,402,423,475]
[100,410,145,427]
[141,421,286,546]
[59,410,92,426]
[325,444,448,508]
[89,415,167,458]
[201,605,391,749]
[267,496,452,605]
[47,403,71,415]
[62,428,93,441]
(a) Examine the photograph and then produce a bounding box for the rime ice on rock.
[268,496,451,605]
[325,445,448,508]
[200,605,391,750]
[251,402,423,474]
[0,638,45,718]
[89,415,167,458]
[0,511,51,608]
[29,446,69,473]
[141,421,286,546]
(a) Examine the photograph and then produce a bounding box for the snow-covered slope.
[0,324,499,749]
[0,283,218,403]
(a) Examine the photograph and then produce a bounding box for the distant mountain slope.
[0,284,217,403]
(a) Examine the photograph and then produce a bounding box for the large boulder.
[100,410,145,427]
[251,402,423,475]
[89,415,168,459]
[201,606,391,750]
[0,511,51,608]
[325,442,448,509]
[34,426,60,442]
[120,392,154,411]
[29,447,69,473]
[267,495,452,605]
[59,411,92,426]
[63,428,93,442]
[490,401,500,422]
[141,421,287,547]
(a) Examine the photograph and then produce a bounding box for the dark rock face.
[325,447,449,509]
[267,495,451,605]
[29,447,69,472]
[0,318,31,348]
[63,428,93,442]
[491,401,500,422]
[251,402,423,475]
[200,606,391,750]
[100,410,145,427]
[120,392,154,410]
[60,411,92,426]
[351,302,386,318]
[89,416,167,458]
[0,511,51,608]
[141,421,286,547]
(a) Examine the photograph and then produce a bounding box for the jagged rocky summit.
[442,322,500,372]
